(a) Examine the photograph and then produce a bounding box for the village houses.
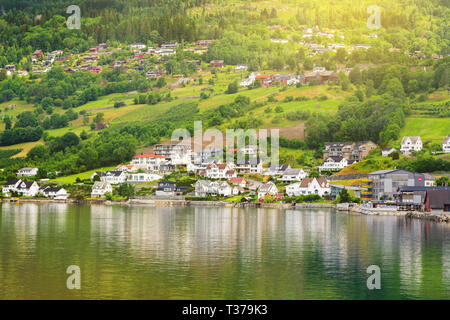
[400,136,423,155]
[204,163,236,179]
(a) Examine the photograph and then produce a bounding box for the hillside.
[0,0,448,180]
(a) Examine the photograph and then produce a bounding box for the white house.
[205,163,235,179]
[40,187,69,200]
[17,167,39,177]
[130,154,167,172]
[443,135,450,153]
[257,182,278,199]
[2,179,23,196]
[278,169,308,182]
[264,164,291,177]
[91,181,113,198]
[127,173,162,184]
[382,148,396,157]
[101,171,128,185]
[15,181,40,197]
[318,157,354,172]
[400,136,422,155]
[235,159,263,174]
[235,64,248,71]
[130,43,146,50]
[286,177,330,197]
[195,180,232,197]
[240,72,259,87]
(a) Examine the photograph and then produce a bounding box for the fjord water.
[0,203,449,300]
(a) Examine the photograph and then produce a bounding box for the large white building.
[91,181,113,198]
[278,169,308,182]
[130,154,167,171]
[154,143,192,165]
[101,171,128,185]
[318,157,355,172]
[286,177,330,197]
[257,182,278,199]
[400,136,422,155]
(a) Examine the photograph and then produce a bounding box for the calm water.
[0,203,449,300]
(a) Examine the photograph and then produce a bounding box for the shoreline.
[2,198,448,223]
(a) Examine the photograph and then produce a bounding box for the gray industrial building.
[368,169,435,200]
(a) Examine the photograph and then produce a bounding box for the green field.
[399,117,449,144]
[51,166,118,183]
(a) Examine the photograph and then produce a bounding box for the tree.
[116,183,135,199]
[226,81,239,94]
[338,188,352,203]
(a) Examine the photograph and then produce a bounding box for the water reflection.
[0,204,449,299]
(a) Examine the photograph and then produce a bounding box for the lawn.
[0,140,44,158]
[400,117,450,144]
[51,166,117,184]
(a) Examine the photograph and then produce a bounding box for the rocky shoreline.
[2,198,448,223]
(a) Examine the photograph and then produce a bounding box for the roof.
[228,177,245,185]
[444,135,450,144]
[133,154,165,159]
[401,136,421,144]
[106,170,125,176]
[426,190,450,209]
[258,182,276,193]
[283,169,305,176]
[18,181,36,189]
[92,181,111,189]
[300,177,328,188]
[399,186,450,192]
[4,179,20,186]
[327,156,344,162]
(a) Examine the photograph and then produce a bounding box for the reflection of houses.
[91,181,113,198]
[286,177,330,197]
[323,141,376,162]
[400,136,422,155]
